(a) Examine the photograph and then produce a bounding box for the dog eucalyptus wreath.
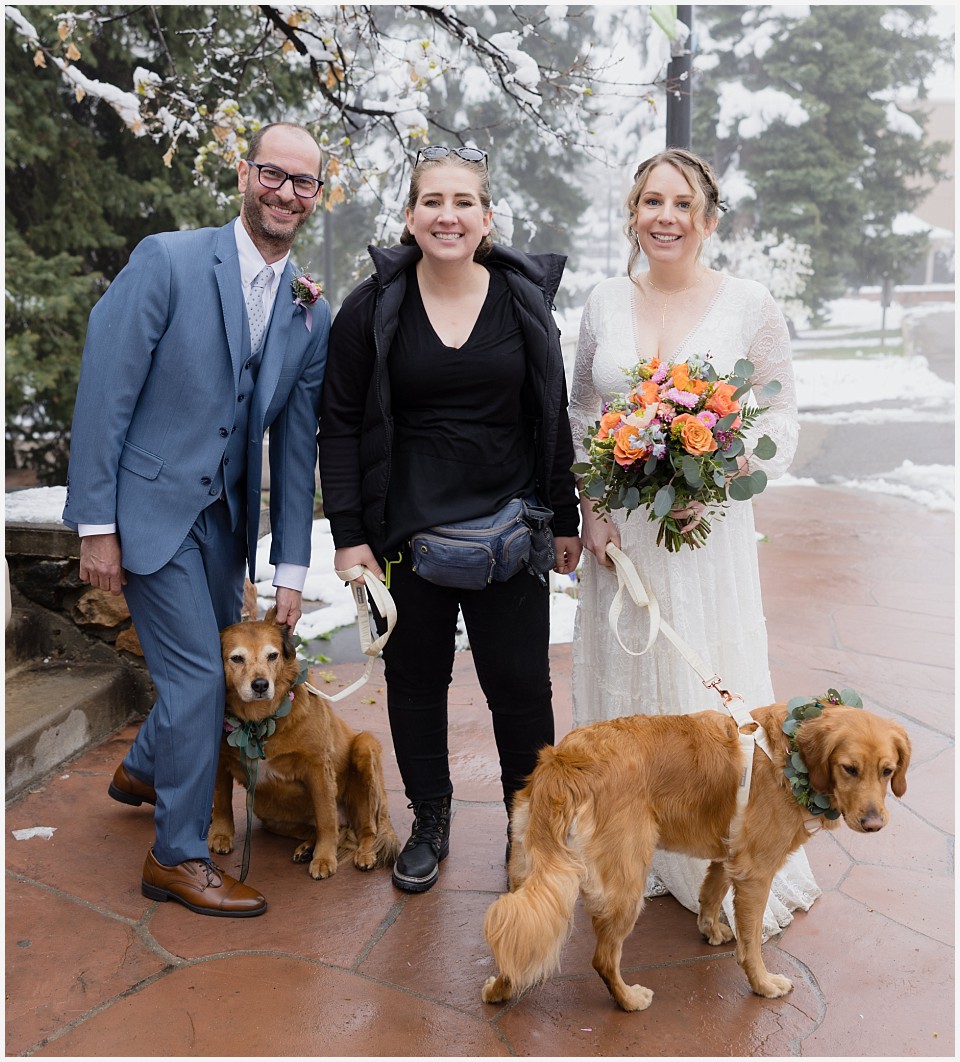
[782,687,863,818]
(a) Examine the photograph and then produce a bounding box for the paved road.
[790,306,954,484]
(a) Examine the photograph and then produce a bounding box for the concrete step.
[4,596,151,801]
[5,662,145,800]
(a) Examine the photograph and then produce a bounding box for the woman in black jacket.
[319,146,581,893]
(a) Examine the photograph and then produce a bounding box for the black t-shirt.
[384,268,537,551]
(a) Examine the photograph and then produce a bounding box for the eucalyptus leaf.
[724,437,744,458]
[728,476,754,501]
[760,379,782,399]
[839,687,863,708]
[571,461,592,475]
[824,808,841,821]
[747,469,768,494]
[790,751,807,772]
[752,435,778,461]
[782,718,799,736]
[653,484,675,517]
[805,703,822,719]
[586,479,606,499]
[644,454,658,475]
[734,358,755,378]
[713,469,726,488]
[787,696,813,712]
[682,456,702,487]
[717,411,740,431]
[732,382,753,402]
[812,792,832,809]
[622,486,640,510]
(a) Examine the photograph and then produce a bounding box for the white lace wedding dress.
[569,274,820,940]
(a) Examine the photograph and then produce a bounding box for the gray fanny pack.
[411,497,555,591]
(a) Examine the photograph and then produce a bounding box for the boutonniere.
[291,271,323,332]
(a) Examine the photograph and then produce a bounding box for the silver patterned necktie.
[245,265,273,354]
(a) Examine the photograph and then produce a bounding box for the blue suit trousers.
[121,499,246,865]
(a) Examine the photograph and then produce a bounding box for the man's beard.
[242,187,310,251]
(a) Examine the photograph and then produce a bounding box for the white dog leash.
[604,543,774,825]
[317,564,396,702]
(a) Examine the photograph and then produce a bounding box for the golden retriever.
[481,701,910,1011]
[209,608,400,879]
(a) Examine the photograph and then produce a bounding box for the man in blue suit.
[62,122,330,917]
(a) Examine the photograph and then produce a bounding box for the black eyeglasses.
[414,146,488,169]
[245,161,323,199]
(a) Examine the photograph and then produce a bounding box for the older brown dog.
[482,701,910,1011]
[209,608,399,879]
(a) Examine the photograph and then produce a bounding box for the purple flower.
[664,388,700,408]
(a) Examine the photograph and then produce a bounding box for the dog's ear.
[890,724,911,798]
[795,715,838,795]
[264,605,278,625]
[279,624,297,661]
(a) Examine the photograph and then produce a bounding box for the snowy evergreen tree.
[692,4,952,317]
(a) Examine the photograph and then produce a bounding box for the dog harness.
[605,543,775,836]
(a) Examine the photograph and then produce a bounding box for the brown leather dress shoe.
[108,763,158,807]
[141,850,267,917]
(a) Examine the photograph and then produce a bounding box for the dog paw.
[698,918,734,946]
[481,975,512,1004]
[615,984,654,1012]
[354,850,377,872]
[752,972,793,998]
[207,832,234,855]
[292,842,314,864]
[309,856,337,880]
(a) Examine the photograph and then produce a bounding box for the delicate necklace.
[644,271,706,330]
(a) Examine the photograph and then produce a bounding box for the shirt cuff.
[273,563,307,592]
[78,524,117,537]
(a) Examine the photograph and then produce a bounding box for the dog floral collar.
[224,698,292,761]
[782,687,863,819]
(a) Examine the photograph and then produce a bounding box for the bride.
[568,148,818,939]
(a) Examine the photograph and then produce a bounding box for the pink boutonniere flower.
[291,271,323,332]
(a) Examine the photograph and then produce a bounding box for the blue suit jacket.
[62,220,329,579]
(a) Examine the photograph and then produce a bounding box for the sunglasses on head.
[415,146,488,169]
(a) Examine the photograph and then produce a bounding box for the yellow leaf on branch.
[33,50,46,68]
[66,42,81,62]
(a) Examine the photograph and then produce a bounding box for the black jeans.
[377,552,554,808]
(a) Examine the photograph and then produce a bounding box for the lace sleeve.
[569,286,603,468]
[745,287,799,481]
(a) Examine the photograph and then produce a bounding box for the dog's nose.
[860,809,886,832]
[251,677,270,697]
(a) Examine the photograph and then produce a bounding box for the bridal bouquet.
[572,354,779,551]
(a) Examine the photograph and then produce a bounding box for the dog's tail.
[483,744,589,997]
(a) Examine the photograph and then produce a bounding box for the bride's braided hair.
[624,148,725,280]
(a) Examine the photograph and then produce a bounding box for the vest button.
[219,427,229,437]
[200,476,211,485]
[238,393,246,402]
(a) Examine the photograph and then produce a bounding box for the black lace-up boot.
[391,797,451,893]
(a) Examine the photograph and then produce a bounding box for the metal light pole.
[666,6,694,149]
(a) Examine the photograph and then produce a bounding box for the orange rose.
[671,413,718,456]
[596,410,623,440]
[706,383,741,418]
[613,424,646,466]
[670,362,708,395]
[628,379,660,408]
